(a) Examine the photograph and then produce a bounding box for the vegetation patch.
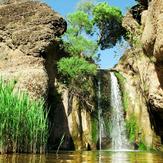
[126,114,147,150]
[0,80,48,154]
[126,114,138,142]
[138,140,147,150]
[91,115,98,144]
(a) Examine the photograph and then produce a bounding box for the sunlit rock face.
[0,0,66,99]
[141,0,163,110]
[116,0,163,150]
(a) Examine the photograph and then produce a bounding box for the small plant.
[0,79,48,154]
[138,141,147,150]
[91,117,98,144]
[126,114,138,142]
[56,133,65,154]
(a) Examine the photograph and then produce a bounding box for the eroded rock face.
[142,0,163,61]
[0,1,66,57]
[0,0,66,99]
[141,0,163,125]
[116,0,163,150]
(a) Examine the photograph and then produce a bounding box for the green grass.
[0,79,48,154]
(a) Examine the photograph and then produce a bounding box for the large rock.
[0,0,66,99]
[141,0,163,115]
[116,0,163,150]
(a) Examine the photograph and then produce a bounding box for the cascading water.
[98,75,105,150]
[110,72,129,150]
[98,77,102,150]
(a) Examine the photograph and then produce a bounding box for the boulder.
[0,0,66,99]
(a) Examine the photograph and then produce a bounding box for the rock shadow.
[43,42,74,151]
[155,62,163,89]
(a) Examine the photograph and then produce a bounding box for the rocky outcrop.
[0,0,66,99]
[48,78,98,151]
[116,0,163,150]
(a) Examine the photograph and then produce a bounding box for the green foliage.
[93,2,124,49]
[67,11,93,34]
[125,31,141,47]
[58,56,97,112]
[91,117,98,143]
[126,114,147,150]
[58,56,97,81]
[62,1,124,57]
[63,34,98,59]
[138,141,147,150]
[77,0,95,14]
[58,1,125,111]
[57,56,97,96]
[126,114,138,142]
[63,8,98,60]
[0,80,48,154]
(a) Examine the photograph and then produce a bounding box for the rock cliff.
[0,0,66,99]
[116,0,163,150]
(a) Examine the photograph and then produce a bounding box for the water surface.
[1,151,163,163]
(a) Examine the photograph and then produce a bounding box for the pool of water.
[1,151,163,163]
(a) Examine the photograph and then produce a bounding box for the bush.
[57,56,97,84]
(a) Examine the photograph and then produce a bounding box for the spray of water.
[110,72,130,150]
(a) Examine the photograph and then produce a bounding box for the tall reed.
[0,79,48,153]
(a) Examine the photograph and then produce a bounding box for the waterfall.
[98,75,105,150]
[110,72,129,150]
[98,77,102,150]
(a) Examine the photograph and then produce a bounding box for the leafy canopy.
[63,34,98,59]
[58,56,97,81]
[93,2,124,49]
[67,11,93,34]
[62,1,124,57]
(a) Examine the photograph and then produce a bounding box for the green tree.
[62,1,124,56]
[58,56,97,83]
[57,1,124,109]
[57,56,97,111]
[93,2,124,49]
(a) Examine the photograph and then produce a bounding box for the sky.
[44,0,136,69]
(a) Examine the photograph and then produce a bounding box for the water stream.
[110,72,129,150]
[98,78,102,150]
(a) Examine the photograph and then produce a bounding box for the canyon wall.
[116,0,163,150]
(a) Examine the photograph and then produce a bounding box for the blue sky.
[44,0,136,69]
